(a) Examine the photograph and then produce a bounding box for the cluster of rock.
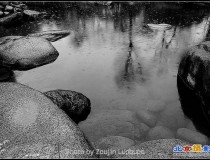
[0,29,100,158]
[0,1,47,26]
[1,3,210,158]
[0,1,26,18]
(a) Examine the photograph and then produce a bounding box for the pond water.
[2,2,210,143]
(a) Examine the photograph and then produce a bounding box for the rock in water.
[0,36,59,70]
[28,30,71,42]
[177,41,210,137]
[44,90,91,124]
[23,9,45,19]
[0,82,98,159]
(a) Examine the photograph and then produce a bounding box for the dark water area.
[2,2,210,142]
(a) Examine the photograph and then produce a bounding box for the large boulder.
[44,89,91,124]
[0,36,59,70]
[177,41,210,137]
[0,82,98,158]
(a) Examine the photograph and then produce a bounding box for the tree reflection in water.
[115,7,148,92]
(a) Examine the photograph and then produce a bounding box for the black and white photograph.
[0,1,210,159]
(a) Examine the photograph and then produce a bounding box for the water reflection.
[2,2,210,141]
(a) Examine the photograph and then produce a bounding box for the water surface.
[2,2,210,142]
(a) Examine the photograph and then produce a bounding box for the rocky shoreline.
[0,1,210,159]
[0,1,48,26]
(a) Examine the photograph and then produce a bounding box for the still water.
[2,2,210,142]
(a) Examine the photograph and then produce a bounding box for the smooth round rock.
[0,82,98,158]
[156,101,188,131]
[147,126,175,141]
[0,36,59,70]
[136,109,157,127]
[44,89,91,124]
[176,128,209,145]
[186,121,197,131]
[146,100,165,112]
[79,109,140,142]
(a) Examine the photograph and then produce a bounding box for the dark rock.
[0,12,23,26]
[0,82,98,159]
[177,41,210,137]
[28,30,71,42]
[44,90,91,124]
[0,36,59,70]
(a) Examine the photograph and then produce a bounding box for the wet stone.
[0,36,59,70]
[176,128,209,145]
[0,82,98,159]
[177,41,210,137]
[156,101,188,131]
[136,109,157,127]
[146,100,166,112]
[79,109,140,142]
[186,121,197,131]
[135,123,150,140]
[147,126,175,141]
[44,89,91,124]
